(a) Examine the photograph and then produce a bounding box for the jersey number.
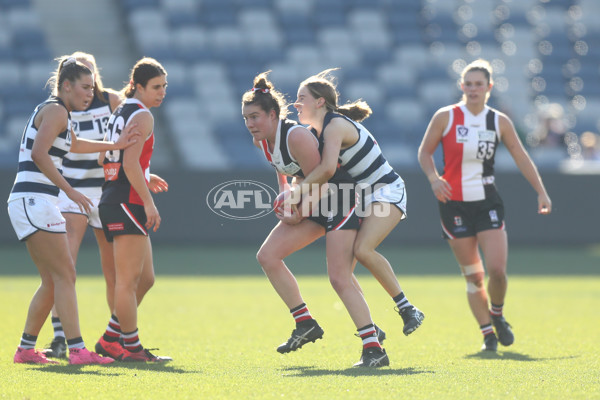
[477,141,495,160]
[94,117,109,133]
[105,116,125,162]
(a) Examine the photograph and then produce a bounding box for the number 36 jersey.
[441,102,500,202]
[100,98,154,206]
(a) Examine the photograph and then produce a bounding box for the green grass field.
[0,245,599,399]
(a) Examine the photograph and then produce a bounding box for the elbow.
[30,149,44,165]
[323,166,336,180]
[417,147,431,164]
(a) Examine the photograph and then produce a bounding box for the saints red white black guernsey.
[441,102,500,202]
[258,119,309,179]
[320,112,403,189]
[62,91,114,197]
[100,98,154,206]
[258,118,354,185]
[8,96,72,203]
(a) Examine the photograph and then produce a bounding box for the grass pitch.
[0,245,598,399]
[0,276,599,399]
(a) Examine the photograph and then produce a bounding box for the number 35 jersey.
[441,102,500,202]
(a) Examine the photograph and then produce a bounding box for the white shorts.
[58,191,102,229]
[362,179,407,220]
[8,196,66,241]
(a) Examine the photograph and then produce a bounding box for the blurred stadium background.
[0,0,598,246]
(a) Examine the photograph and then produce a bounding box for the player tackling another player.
[418,59,552,351]
[243,71,391,368]
[8,53,551,367]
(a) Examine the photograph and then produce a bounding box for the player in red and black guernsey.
[243,71,389,367]
[419,59,552,352]
[98,57,171,363]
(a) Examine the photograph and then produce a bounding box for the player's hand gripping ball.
[273,190,293,215]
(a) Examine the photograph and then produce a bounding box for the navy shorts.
[306,187,360,232]
[99,203,148,242]
[439,189,505,239]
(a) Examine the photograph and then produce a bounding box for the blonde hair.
[47,55,92,96]
[69,51,111,103]
[299,68,372,122]
[461,59,494,103]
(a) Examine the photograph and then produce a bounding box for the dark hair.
[299,68,372,122]
[461,59,494,102]
[241,71,290,119]
[122,57,167,98]
[47,56,93,95]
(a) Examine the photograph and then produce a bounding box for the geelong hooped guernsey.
[259,119,354,185]
[321,112,402,189]
[100,98,154,206]
[441,102,500,202]
[62,91,114,197]
[8,96,72,203]
[258,119,314,179]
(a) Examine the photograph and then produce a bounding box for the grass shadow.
[27,362,199,375]
[281,365,434,377]
[465,351,581,362]
[27,364,122,376]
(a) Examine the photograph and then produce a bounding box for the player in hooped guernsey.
[257,118,356,189]
[419,59,552,352]
[290,69,425,349]
[62,91,114,197]
[8,96,72,203]
[7,57,141,365]
[440,102,500,202]
[243,73,392,368]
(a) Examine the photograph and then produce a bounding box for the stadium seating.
[1,0,599,169]
[0,0,52,167]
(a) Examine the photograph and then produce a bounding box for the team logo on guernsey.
[104,163,121,181]
[456,126,469,143]
[478,130,496,142]
[206,180,277,220]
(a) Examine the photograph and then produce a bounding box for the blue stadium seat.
[0,0,31,7]
[108,0,600,169]
[121,0,160,12]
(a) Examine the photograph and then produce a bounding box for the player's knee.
[256,248,280,272]
[327,269,350,293]
[462,262,485,293]
[353,242,373,265]
[51,265,77,287]
[139,273,154,293]
[487,265,507,281]
[465,280,484,293]
[460,262,484,277]
[256,248,270,267]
